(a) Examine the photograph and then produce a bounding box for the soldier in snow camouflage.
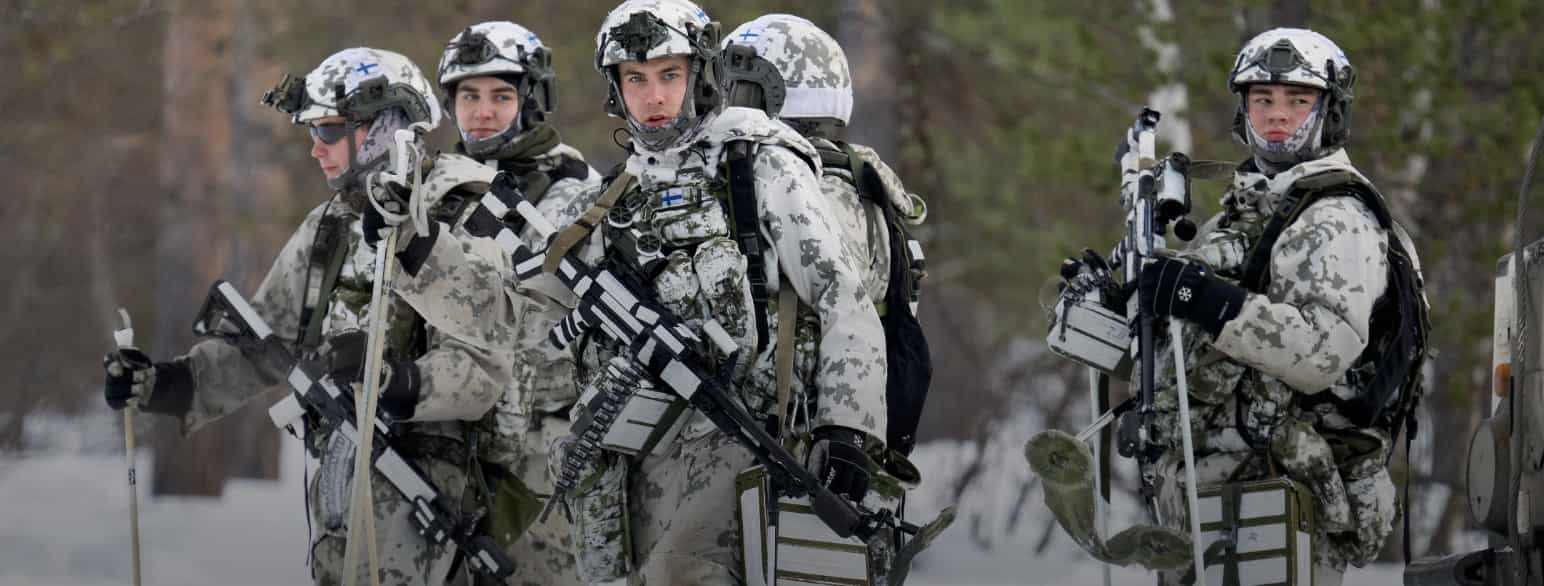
[552,1,888,584]
[436,21,605,585]
[721,14,928,308]
[102,48,519,586]
[1130,29,1412,584]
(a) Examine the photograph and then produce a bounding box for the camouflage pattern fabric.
[1144,149,1401,572]
[1025,430,1193,572]
[449,141,600,585]
[171,152,518,585]
[561,106,887,584]
[809,137,902,308]
[627,430,757,585]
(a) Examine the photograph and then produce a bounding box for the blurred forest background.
[3,0,1544,570]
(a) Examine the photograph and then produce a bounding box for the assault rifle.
[458,175,911,543]
[1041,108,1207,582]
[189,280,516,580]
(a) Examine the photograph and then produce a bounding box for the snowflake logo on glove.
[1178,287,1193,302]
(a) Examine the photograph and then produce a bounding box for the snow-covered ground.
[0,411,1408,585]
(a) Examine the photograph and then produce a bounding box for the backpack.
[1239,177,1431,440]
[725,139,934,457]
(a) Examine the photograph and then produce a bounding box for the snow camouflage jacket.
[561,107,888,582]
[807,137,924,308]
[472,142,604,482]
[170,153,519,584]
[1149,149,1405,570]
[593,105,888,444]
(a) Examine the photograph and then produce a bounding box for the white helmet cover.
[1228,28,1356,167]
[265,47,440,128]
[262,48,440,190]
[594,0,721,150]
[722,14,853,126]
[438,22,558,157]
[439,21,552,86]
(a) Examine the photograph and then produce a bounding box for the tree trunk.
[838,0,897,159]
[150,0,243,496]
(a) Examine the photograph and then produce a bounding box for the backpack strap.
[772,284,799,441]
[840,142,927,317]
[725,139,772,354]
[298,212,351,352]
[1240,178,1430,427]
[544,171,634,274]
[501,155,591,237]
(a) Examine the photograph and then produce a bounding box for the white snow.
[0,412,1410,585]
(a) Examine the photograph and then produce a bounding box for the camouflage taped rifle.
[458,175,912,543]
[189,281,516,580]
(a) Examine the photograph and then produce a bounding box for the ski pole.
[113,308,143,586]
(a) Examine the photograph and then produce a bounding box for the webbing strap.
[300,215,350,351]
[725,140,770,353]
[772,285,798,441]
[544,172,634,274]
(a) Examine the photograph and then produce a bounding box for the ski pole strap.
[544,172,634,274]
[725,140,770,354]
[772,284,798,440]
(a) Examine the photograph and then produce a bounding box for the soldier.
[435,21,603,586]
[1118,29,1425,584]
[720,13,928,331]
[560,1,888,583]
[101,48,518,585]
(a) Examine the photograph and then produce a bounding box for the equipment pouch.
[652,185,731,248]
[736,465,875,586]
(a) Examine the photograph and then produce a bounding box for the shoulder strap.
[298,213,350,351]
[1240,178,1394,294]
[773,285,799,441]
[544,171,634,274]
[725,139,771,353]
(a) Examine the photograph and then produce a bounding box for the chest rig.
[602,167,730,266]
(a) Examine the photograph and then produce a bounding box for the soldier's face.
[1246,84,1322,142]
[308,116,367,180]
[455,76,522,139]
[617,55,690,127]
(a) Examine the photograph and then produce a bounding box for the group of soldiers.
[99,0,1429,583]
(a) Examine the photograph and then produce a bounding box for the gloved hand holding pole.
[112,307,143,586]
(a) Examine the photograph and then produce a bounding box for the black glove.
[1060,248,1127,313]
[322,331,421,420]
[103,350,194,414]
[103,348,152,410]
[361,182,411,248]
[1137,256,1247,336]
[807,426,874,503]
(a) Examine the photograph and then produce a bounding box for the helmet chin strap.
[1246,100,1326,173]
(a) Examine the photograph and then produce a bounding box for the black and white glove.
[103,350,194,414]
[806,426,875,503]
[321,330,421,420]
[1138,256,1247,336]
[362,180,412,249]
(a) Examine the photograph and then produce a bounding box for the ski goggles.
[308,122,351,145]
